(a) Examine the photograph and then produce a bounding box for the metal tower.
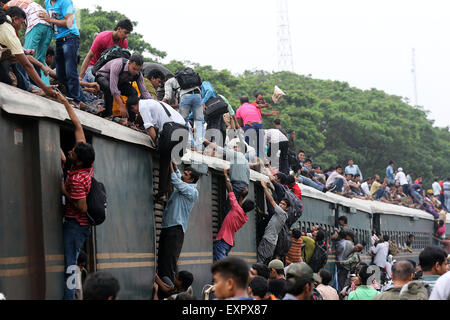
[277,0,294,72]
[411,48,418,106]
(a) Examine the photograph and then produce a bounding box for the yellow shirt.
[370,181,381,196]
[0,16,24,56]
[112,81,141,117]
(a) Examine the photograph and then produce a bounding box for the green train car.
[0,84,449,299]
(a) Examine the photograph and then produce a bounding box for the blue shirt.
[45,0,79,39]
[386,165,394,184]
[345,164,363,180]
[161,170,199,232]
[201,81,217,105]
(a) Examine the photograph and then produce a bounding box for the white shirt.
[429,271,450,300]
[432,181,442,196]
[361,182,370,196]
[139,99,185,132]
[264,128,288,145]
[395,171,408,186]
[370,242,389,268]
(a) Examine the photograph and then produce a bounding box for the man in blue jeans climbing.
[40,0,82,105]
[214,169,255,261]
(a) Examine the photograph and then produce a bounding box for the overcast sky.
[75,0,450,128]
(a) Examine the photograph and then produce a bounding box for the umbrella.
[142,62,173,79]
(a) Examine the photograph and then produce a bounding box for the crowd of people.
[1,1,449,302]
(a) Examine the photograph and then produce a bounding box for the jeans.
[179,94,204,151]
[55,34,82,103]
[298,175,325,192]
[24,24,53,86]
[329,178,344,192]
[244,123,264,161]
[214,239,232,261]
[82,65,95,83]
[373,188,386,200]
[63,219,90,300]
[206,115,226,147]
[411,190,423,204]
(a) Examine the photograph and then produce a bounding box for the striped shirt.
[285,237,302,264]
[4,0,51,35]
[65,167,93,226]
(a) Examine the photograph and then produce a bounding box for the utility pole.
[411,48,418,107]
[277,0,294,72]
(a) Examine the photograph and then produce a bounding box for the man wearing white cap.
[395,167,409,195]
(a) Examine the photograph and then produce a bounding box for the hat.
[398,167,403,172]
[268,259,284,270]
[286,262,321,282]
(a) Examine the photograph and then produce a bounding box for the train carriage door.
[211,172,226,249]
[373,213,381,235]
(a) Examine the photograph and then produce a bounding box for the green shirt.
[348,285,379,300]
[301,236,316,263]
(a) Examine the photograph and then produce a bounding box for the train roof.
[1,83,448,223]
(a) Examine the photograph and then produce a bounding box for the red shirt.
[439,180,444,195]
[216,192,248,246]
[290,184,302,201]
[65,167,93,226]
[252,101,262,117]
[89,31,128,66]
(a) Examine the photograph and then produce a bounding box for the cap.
[286,262,320,282]
[398,167,403,172]
[427,189,433,195]
[268,259,284,270]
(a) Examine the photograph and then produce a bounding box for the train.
[0,83,449,299]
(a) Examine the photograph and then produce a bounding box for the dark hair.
[419,246,447,272]
[273,118,281,125]
[336,165,342,170]
[288,130,294,134]
[338,216,348,224]
[46,47,55,57]
[298,150,305,155]
[268,279,287,299]
[358,265,375,285]
[74,142,95,168]
[83,272,120,300]
[389,160,394,165]
[285,277,311,296]
[242,199,255,213]
[274,268,285,276]
[251,263,270,279]
[6,6,26,20]
[114,19,133,32]
[177,271,193,290]
[305,158,312,164]
[280,198,291,208]
[292,228,302,239]
[175,292,196,300]
[184,166,201,183]
[249,276,268,299]
[408,234,415,239]
[126,95,140,112]
[383,235,390,242]
[129,54,144,66]
[285,175,295,186]
[319,269,332,286]
[275,172,287,185]
[392,261,414,281]
[148,69,165,81]
[211,257,249,290]
[240,96,249,104]
[315,229,325,243]
[254,92,263,98]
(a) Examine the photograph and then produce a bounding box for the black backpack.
[307,243,328,273]
[175,68,202,90]
[282,186,303,227]
[91,45,131,76]
[204,96,229,121]
[274,223,292,259]
[86,177,107,226]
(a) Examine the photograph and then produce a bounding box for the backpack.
[282,186,303,227]
[204,95,229,121]
[0,8,7,25]
[91,45,131,76]
[307,243,328,273]
[274,223,292,259]
[175,67,202,90]
[86,177,107,226]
